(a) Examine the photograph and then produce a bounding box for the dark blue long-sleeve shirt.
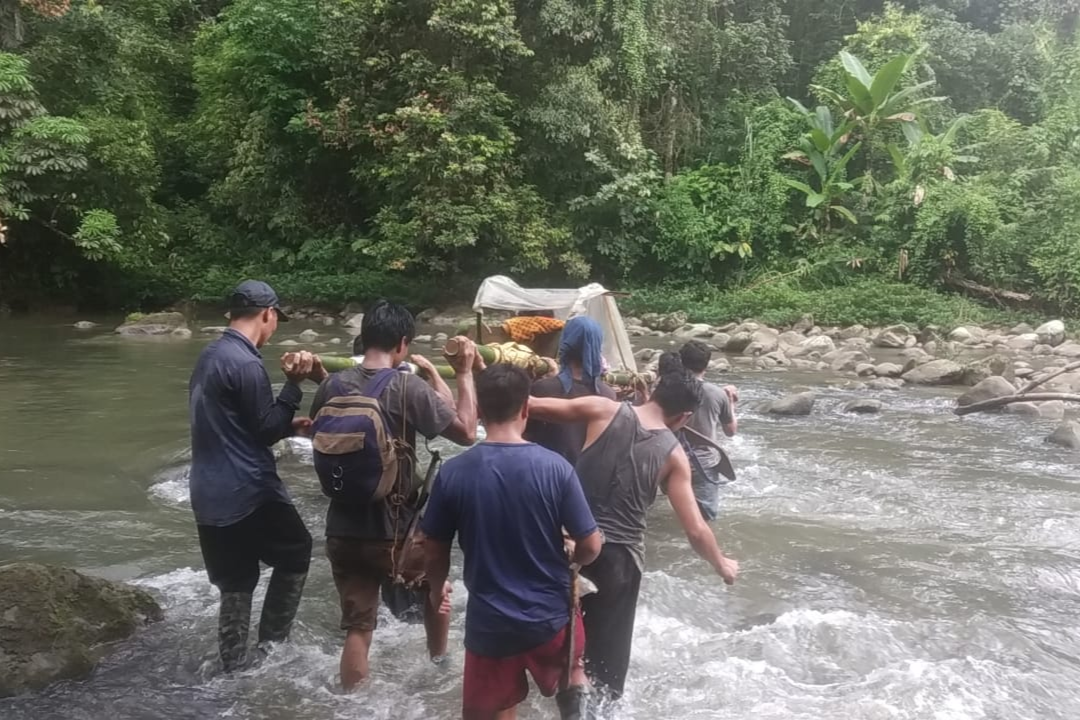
[188,329,302,526]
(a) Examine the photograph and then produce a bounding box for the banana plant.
[782,102,861,241]
[813,48,943,138]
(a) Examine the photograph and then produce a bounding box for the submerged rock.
[114,312,187,337]
[843,398,883,414]
[765,392,816,416]
[957,376,1016,408]
[73,321,97,330]
[298,329,320,342]
[1046,421,1080,450]
[0,563,163,697]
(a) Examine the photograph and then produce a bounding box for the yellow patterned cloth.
[501,315,566,343]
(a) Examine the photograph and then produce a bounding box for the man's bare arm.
[528,395,615,424]
[664,448,739,585]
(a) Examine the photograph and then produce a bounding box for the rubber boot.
[218,591,253,673]
[556,685,597,720]
[256,570,307,650]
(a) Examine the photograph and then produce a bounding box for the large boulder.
[1039,400,1067,420]
[874,362,904,378]
[825,349,870,373]
[1053,342,1080,359]
[957,376,1016,408]
[765,392,816,416]
[641,311,687,333]
[1006,333,1040,351]
[789,335,835,358]
[114,312,187,337]
[0,563,163,697]
[675,323,715,339]
[873,325,911,349]
[901,359,966,385]
[724,331,754,354]
[838,325,870,340]
[962,354,1015,385]
[1046,421,1080,450]
[743,328,780,356]
[1035,320,1066,347]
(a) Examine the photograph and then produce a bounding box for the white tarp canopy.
[472,275,638,373]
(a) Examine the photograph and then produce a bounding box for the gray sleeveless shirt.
[574,402,679,570]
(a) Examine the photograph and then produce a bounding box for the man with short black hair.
[678,340,738,521]
[529,357,739,701]
[189,280,327,672]
[423,364,603,720]
[310,298,481,690]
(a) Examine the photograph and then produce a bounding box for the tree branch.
[1018,360,1080,395]
[954,393,1080,416]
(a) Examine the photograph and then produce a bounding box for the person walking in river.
[525,316,616,464]
[423,363,603,720]
[529,354,739,701]
[308,299,481,690]
[677,340,738,521]
[188,280,327,672]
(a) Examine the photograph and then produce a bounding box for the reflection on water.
[2,316,1080,719]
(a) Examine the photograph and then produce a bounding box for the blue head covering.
[557,316,604,394]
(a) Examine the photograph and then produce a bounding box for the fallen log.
[954,392,1080,416]
[1017,360,1080,394]
[944,275,1032,305]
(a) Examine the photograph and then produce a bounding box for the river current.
[2,315,1079,719]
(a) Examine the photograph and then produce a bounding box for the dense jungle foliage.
[1,0,1079,320]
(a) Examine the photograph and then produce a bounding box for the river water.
[2,315,1080,720]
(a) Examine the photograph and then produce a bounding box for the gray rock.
[433,332,449,345]
[200,326,227,334]
[778,330,807,349]
[1046,421,1080,450]
[319,315,336,326]
[761,350,790,366]
[279,339,299,346]
[710,332,731,348]
[1033,344,1055,356]
[298,329,320,342]
[641,311,687,333]
[792,314,815,333]
[1036,319,1066,347]
[1053,342,1080,358]
[838,325,870,340]
[1009,323,1035,336]
[843,398,883,414]
[708,357,732,373]
[634,348,658,362]
[766,392,816,416]
[1005,402,1042,417]
[855,363,876,377]
[675,323,714,339]
[963,354,1014,385]
[626,325,650,337]
[724,332,753,354]
[841,337,871,351]
[874,362,904,378]
[957,376,1016,408]
[918,325,943,345]
[1015,367,1035,378]
[328,337,342,345]
[413,334,433,344]
[0,563,163,697]
[743,328,780,356]
[1007,333,1040,351]
[73,321,97,330]
[170,328,193,340]
[344,313,365,329]
[923,340,939,356]
[826,349,871,373]
[867,378,905,390]
[873,330,906,349]
[114,312,187,337]
[902,359,966,385]
[415,307,438,323]
[796,335,836,356]
[754,355,779,370]
[949,326,975,343]
[1039,400,1067,420]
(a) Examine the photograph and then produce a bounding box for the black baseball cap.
[226,280,290,321]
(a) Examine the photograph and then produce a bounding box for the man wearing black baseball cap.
[189,280,326,672]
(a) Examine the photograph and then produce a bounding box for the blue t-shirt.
[420,442,598,658]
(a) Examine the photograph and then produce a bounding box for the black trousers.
[197,502,313,593]
[580,543,642,699]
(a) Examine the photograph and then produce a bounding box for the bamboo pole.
[443,337,655,387]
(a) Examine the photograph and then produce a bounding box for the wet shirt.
[574,403,678,570]
[420,442,598,657]
[189,329,302,527]
[525,375,616,465]
[310,366,455,540]
[685,383,734,469]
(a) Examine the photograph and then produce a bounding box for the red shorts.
[462,612,585,715]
